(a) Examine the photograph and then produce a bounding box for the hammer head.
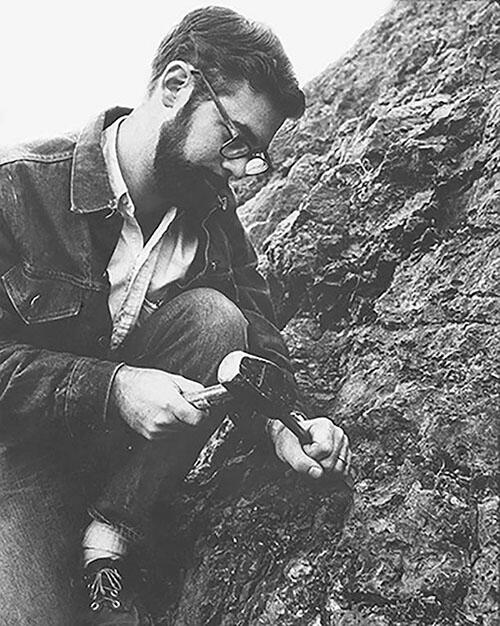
[217,351,298,417]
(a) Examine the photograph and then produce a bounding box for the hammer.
[183,350,313,445]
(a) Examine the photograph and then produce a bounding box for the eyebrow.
[232,120,262,148]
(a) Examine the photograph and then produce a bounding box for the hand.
[268,416,351,480]
[111,365,208,440]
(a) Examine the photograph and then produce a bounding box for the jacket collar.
[70,107,131,214]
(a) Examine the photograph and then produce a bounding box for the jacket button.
[210,260,220,271]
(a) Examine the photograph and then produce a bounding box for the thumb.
[276,429,324,479]
[307,464,324,479]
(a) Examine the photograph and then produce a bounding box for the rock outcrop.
[157,1,499,624]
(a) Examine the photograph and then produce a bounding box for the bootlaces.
[88,566,123,611]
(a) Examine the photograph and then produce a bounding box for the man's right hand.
[111,365,208,440]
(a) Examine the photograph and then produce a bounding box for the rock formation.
[156,1,499,624]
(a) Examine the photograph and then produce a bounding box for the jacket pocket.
[1,264,83,324]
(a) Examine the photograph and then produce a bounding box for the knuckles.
[314,441,332,456]
[178,409,204,427]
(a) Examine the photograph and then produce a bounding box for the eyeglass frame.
[190,67,272,176]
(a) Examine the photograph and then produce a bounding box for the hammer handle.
[185,384,313,446]
[281,410,313,445]
[183,384,231,410]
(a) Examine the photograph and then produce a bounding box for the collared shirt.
[102,116,198,349]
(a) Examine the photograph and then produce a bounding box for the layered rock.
[157,1,499,624]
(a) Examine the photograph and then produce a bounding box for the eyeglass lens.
[221,137,270,175]
[220,136,251,159]
[245,156,269,176]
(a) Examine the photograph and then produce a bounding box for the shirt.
[102,117,198,349]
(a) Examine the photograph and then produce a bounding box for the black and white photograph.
[0,1,498,624]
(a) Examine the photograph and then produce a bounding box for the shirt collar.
[101,116,129,205]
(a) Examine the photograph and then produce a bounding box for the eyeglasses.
[190,67,272,176]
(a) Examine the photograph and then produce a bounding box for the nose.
[221,157,248,180]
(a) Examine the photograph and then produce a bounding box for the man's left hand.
[268,417,351,479]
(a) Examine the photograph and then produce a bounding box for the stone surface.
[156,1,499,624]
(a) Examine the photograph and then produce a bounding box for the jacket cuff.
[61,357,124,437]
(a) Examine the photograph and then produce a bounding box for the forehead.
[217,82,285,146]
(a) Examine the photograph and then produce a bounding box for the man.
[0,7,351,624]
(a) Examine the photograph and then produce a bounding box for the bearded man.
[0,7,351,624]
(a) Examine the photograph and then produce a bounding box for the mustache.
[153,156,227,215]
[200,166,228,191]
[155,159,226,193]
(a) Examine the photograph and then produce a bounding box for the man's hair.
[148,6,305,119]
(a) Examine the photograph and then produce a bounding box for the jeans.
[0,287,260,624]
[0,441,83,625]
[88,287,249,540]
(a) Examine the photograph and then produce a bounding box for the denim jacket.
[0,108,290,445]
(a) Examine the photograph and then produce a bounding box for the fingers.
[141,372,208,435]
[166,393,207,428]
[169,374,206,395]
[333,446,352,474]
[163,373,208,426]
[303,423,337,461]
[167,374,215,422]
[274,426,324,478]
[275,417,352,479]
[304,418,349,465]
[143,400,207,439]
[326,433,352,476]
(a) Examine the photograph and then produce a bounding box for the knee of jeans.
[185,288,248,347]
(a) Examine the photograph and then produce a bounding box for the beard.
[153,108,227,221]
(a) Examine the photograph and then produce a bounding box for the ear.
[160,60,195,108]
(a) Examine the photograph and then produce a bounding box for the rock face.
[157,1,499,624]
